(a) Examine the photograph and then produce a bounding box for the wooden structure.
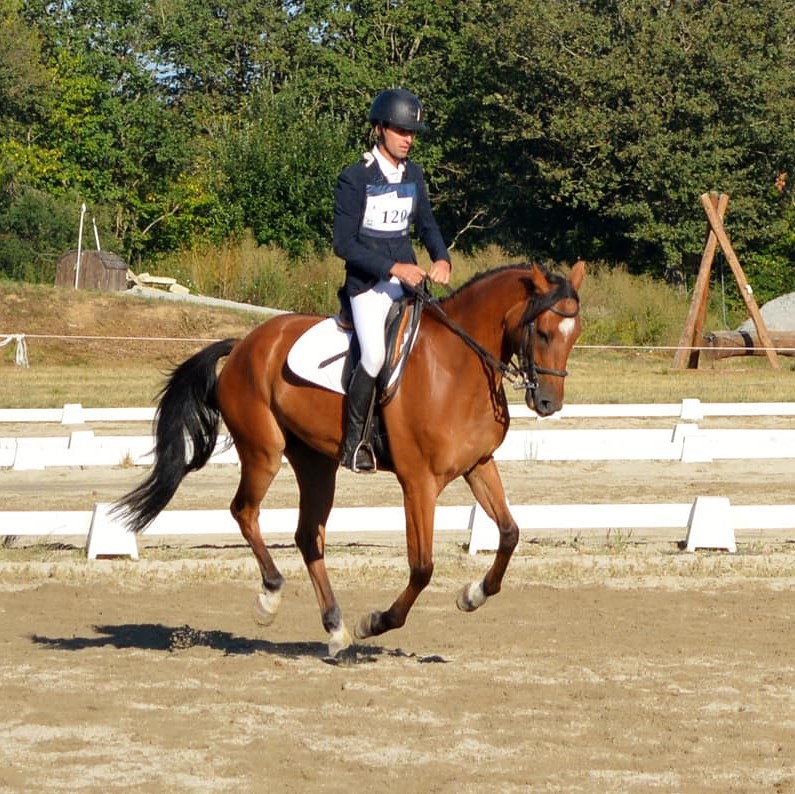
[55,249,129,292]
[672,193,779,370]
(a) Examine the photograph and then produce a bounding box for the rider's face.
[376,124,415,166]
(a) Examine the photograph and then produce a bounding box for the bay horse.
[116,261,584,657]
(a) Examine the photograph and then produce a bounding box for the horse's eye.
[536,329,551,344]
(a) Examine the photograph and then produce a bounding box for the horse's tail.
[115,338,237,533]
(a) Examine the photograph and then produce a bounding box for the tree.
[215,88,355,256]
[4,0,795,293]
[423,0,795,285]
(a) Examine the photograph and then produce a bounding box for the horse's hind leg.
[286,438,352,658]
[231,446,286,627]
[457,458,519,612]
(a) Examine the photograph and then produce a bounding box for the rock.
[738,292,795,332]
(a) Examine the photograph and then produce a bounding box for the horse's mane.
[439,262,567,304]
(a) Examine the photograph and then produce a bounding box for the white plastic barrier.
[3,401,794,559]
[5,424,795,469]
[510,399,795,421]
[3,399,795,424]
[0,404,158,424]
[3,499,794,559]
[0,432,238,470]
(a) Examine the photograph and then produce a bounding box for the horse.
[116,260,584,657]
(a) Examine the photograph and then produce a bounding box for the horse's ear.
[527,263,551,293]
[569,259,585,290]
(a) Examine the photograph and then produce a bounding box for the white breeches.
[350,277,405,377]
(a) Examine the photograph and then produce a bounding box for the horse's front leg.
[458,458,519,612]
[355,479,436,640]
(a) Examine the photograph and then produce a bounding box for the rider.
[333,88,452,472]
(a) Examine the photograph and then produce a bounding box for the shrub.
[0,186,78,282]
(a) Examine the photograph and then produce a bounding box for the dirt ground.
[2,456,795,793]
[5,274,795,792]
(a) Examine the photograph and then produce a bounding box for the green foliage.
[213,90,358,257]
[0,0,792,295]
[0,184,79,281]
[426,0,795,276]
[0,0,52,136]
[152,239,697,350]
[577,263,704,348]
[151,232,343,313]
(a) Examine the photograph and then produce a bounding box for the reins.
[409,276,579,392]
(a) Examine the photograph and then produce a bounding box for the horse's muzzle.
[527,385,562,417]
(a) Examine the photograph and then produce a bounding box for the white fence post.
[86,503,139,560]
[685,497,736,553]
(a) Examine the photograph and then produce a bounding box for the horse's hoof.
[323,645,365,666]
[354,612,376,639]
[328,625,353,658]
[457,581,487,613]
[254,589,282,626]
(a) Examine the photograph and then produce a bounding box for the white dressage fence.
[5,497,794,559]
[3,399,795,470]
[2,400,794,558]
[4,397,795,424]
[4,424,795,469]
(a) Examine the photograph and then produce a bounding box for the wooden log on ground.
[703,330,795,359]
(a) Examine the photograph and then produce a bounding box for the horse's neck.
[438,277,521,353]
[442,276,527,332]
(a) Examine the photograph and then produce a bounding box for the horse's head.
[511,260,584,417]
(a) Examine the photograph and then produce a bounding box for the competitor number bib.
[361,183,417,238]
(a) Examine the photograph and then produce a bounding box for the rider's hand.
[389,262,427,288]
[428,259,451,286]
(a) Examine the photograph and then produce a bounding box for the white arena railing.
[1,401,794,559]
[3,400,795,470]
[4,398,795,424]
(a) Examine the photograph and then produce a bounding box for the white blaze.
[558,317,577,340]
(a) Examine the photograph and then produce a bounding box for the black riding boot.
[340,366,377,473]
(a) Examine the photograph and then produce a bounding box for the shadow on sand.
[29,623,449,665]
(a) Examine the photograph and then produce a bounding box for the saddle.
[288,296,422,401]
[286,296,424,469]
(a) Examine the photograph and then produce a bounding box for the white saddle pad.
[286,313,421,396]
[287,317,351,394]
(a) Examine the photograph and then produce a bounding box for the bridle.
[516,302,580,392]
[412,278,580,394]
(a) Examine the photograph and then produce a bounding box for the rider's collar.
[371,145,405,184]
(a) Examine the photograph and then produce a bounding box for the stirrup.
[349,441,377,474]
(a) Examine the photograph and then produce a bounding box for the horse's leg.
[286,439,352,658]
[231,444,286,627]
[457,457,519,612]
[355,476,437,640]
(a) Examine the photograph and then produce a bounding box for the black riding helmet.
[368,88,426,132]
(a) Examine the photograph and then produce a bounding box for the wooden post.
[699,193,779,369]
[672,192,729,369]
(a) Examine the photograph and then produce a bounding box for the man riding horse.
[333,88,452,472]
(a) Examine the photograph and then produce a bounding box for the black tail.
[114,338,237,533]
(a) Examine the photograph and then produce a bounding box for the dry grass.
[2,262,795,408]
[565,348,795,403]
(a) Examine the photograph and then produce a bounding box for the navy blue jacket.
[333,155,450,298]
